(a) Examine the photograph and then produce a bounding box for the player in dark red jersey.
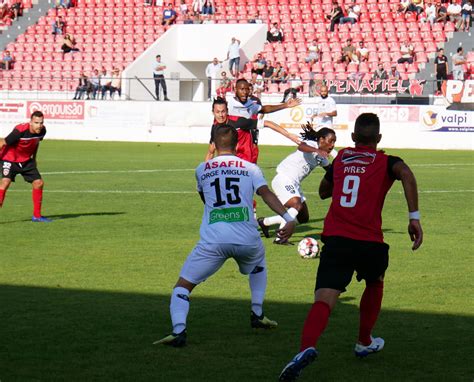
[0,111,52,222]
[205,96,301,161]
[229,79,301,164]
[279,113,423,381]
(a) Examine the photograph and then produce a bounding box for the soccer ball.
[297,237,320,259]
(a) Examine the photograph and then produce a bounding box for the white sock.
[263,215,285,227]
[170,286,190,334]
[264,207,300,229]
[278,207,300,229]
[249,262,267,316]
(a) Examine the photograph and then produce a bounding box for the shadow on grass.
[0,212,126,225]
[0,284,472,381]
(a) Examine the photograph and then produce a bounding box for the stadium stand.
[0,0,469,94]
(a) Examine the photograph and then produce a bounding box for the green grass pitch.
[0,141,473,381]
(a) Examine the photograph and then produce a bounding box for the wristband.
[409,211,420,220]
[282,212,295,223]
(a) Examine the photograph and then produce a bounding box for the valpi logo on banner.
[420,108,474,132]
[27,101,85,120]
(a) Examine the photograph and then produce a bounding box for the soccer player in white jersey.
[155,125,296,347]
[258,124,336,243]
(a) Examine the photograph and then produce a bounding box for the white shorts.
[179,241,265,285]
[271,173,306,205]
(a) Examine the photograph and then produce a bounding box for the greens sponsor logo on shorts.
[209,207,249,224]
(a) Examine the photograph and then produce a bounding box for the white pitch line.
[41,169,195,175]
[39,163,474,176]
[8,189,474,195]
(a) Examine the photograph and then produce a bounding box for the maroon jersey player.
[0,111,51,222]
[279,113,423,381]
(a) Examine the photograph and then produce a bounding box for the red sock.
[300,301,331,351]
[0,189,6,207]
[358,280,384,345]
[32,188,43,218]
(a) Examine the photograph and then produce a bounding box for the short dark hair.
[235,78,249,87]
[457,47,463,53]
[214,124,238,151]
[353,113,380,144]
[212,97,228,111]
[31,111,44,119]
[156,54,161,58]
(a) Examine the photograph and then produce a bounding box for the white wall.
[122,24,267,102]
[0,100,472,149]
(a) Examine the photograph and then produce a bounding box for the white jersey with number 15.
[195,155,267,245]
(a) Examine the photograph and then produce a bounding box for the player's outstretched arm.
[260,98,302,114]
[297,142,328,157]
[263,120,301,145]
[257,185,296,242]
[392,161,423,250]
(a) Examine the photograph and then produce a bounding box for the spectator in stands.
[110,68,122,100]
[447,0,462,29]
[227,37,241,77]
[434,48,448,95]
[372,63,388,79]
[270,62,285,83]
[253,74,265,98]
[179,0,188,14]
[341,39,356,64]
[267,22,284,43]
[305,40,320,64]
[263,60,274,79]
[388,64,401,80]
[397,41,414,64]
[61,34,79,57]
[52,16,65,35]
[183,13,193,23]
[340,0,360,25]
[326,1,344,32]
[88,69,100,99]
[216,71,232,97]
[72,71,89,100]
[201,0,214,15]
[460,0,472,31]
[412,0,424,15]
[248,11,263,23]
[452,46,466,80]
[356,41,369,62]
[1,49,13,70]
[0,0,9,21]
[10,0,22,20]
[100,67,112,100]
[282,73,303,103]
[192,0,203,14]
[398,0,418,14]
[192,12,202,23]
[153,54,170,101]
[251,53,266,76]
[436,2,448,23]
[202,13,215,23]
[162,3,177,26]
[206,57,222,100]
[425,1,437,24]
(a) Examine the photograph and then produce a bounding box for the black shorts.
[1,159,41,183]
[315,236,389,292]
